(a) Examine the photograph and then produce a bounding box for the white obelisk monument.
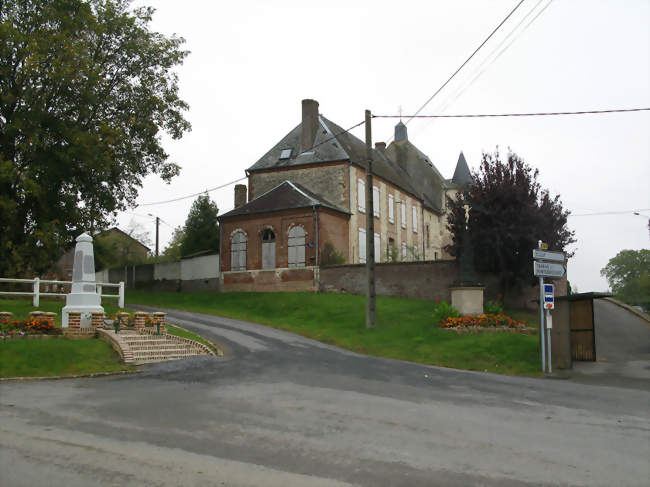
[62,232,104,327]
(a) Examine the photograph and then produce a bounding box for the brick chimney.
[234,184,247,208]
[375,142,386,151]
[301,99,319,152]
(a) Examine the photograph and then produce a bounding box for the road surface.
[1,306,648,486]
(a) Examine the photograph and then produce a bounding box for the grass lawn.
[128,290,543,375]
[0,298,134,378]
[0,339,134,378]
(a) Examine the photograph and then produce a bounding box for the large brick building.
[218,99,471,291]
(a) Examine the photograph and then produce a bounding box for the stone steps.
[97,328,215,365]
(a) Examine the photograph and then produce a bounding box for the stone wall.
[222,267,317,292]
[319,260,567,310]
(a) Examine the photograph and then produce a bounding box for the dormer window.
[279,148,292,160]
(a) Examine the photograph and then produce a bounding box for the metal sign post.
[533,244,564,374]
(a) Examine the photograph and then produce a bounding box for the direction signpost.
[533,243,565,374]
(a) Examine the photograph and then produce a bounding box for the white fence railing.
[0,277,125,308]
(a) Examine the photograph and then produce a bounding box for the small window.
[231,231,247,271]
[388,194,394,223]
[434,251,438,260]
[401,201,406,229]
[358,179,365,213]
[373,186,379,217]
[412,206,418,233]
[358,228,366,263]
[279,148,292,159]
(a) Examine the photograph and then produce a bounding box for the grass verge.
[0,339,134,378]
[164,323,220,355]
[128,290,542,375]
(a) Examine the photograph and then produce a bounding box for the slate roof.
[246,115,423,206]
[219,180,350,219]
[448,151,473,188]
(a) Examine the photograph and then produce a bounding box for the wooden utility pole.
[365,109,376,328]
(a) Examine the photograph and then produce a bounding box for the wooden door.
[570,300,596,361]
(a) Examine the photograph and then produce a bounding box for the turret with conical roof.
[451,151,473,187]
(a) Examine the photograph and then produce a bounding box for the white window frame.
[412,206,418,233]
[358,228,366,263]
[288,226,306,268]
[230,231,247,271]
[357,179,365,213]
[373,186,380,217]
[388,194,394,223]
[401,200,406,229]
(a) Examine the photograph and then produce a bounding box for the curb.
[0,369,141,382]
[164,321,225,357]
[603,297,650,324]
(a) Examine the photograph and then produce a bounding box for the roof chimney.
[394,121,408,142]
[234,184,247,208]
[301,99,319,152]
[375,142,386,151]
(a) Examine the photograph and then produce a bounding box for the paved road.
[1,307,649,487]
[571,298,650,389]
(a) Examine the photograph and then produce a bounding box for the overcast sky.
[119,0,649,292]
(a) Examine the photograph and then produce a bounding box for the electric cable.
[373,107,650,119]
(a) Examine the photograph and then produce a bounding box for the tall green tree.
[180,194,219,257]
[161,225,185,261]
[0,0,190,276]
[600,249,650,309]
[445,150,575,290]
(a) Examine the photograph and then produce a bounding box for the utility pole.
[365,109,376,328]
[149,214,160,257]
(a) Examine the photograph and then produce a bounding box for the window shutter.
[388,194,394,223]
[412,206,418,233]
[358,179,365,212]
[373,186,379,217]
[374,233,381,263]
[401,201,406,228]
[358,228,366,263]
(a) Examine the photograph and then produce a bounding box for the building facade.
[218,99,471,291]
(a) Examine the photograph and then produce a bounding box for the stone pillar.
[67,311,82,329]
[29,311,45,321]
[91,311,105,329]
[153,312,167,333]
[0,312,13,322]
[133,312,148,330]
[116,312,130,329]
[44,312,57,326]
[61,232,104,327]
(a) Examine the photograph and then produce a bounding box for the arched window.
[288,226,306,267]
[262,229,276,269]
[231,231,247,271]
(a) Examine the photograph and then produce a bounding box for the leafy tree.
[445,150,575,290]
[162,225,185,261]
[0,0,190,276]
[600,249,650,309]
[180,194,219,257]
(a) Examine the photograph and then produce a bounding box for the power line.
[136,176,248,207]
[429,0,553,122]
[569,209,650,217]
[373,107,650,119]
[136,120,366,208]
[402,0,527,128]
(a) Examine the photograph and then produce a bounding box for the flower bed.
[1,318,62,338]
[441,313,527,331]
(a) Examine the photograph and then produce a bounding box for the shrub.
[433,300,459,325]
[0,318,62,336]
[321,243,346,266]
[440,313,525,329]
[484,300,504,315]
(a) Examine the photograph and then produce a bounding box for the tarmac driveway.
[1,306,648,486]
